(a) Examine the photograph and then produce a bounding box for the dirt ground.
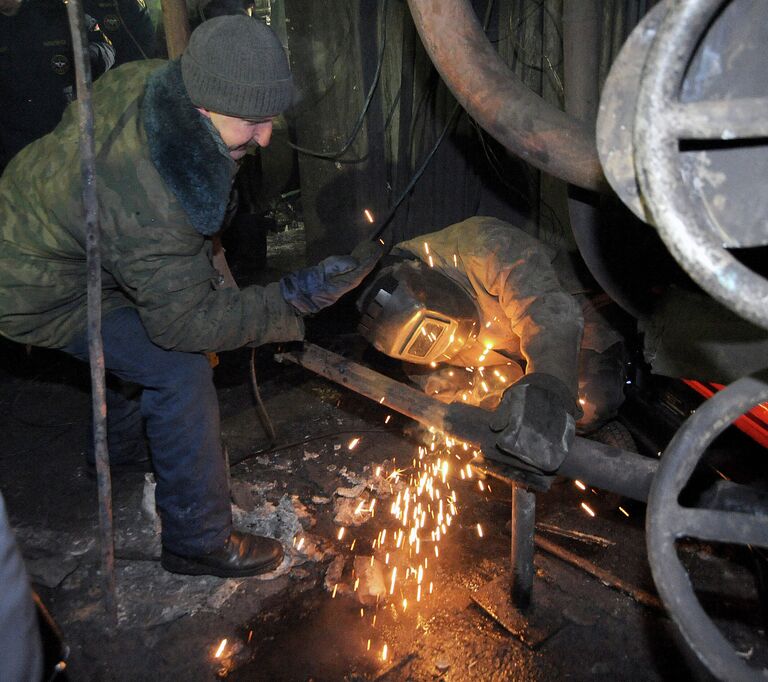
[1,225,766,681]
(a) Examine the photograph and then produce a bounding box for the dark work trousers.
[63,306,232,556]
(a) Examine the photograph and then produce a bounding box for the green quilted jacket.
[0,59,303,352]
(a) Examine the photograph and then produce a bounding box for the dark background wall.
[280,0,658,258]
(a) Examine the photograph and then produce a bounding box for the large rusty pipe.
[406,0,607,192]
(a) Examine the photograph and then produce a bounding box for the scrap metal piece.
[471,574,566,649]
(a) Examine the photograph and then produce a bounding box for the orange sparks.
[348,437,360,450]
[296,537,305,551]
[350,539,356,551]
[581,502,596,517]
[574,480,587,490]
[364,208,374,223]
[382,644,389,662]
[424,242,430,255]
[389,567,397,594]
[477,523,484,537]
[367,639,371,651]
[214,639,227,658]
[453,253,458,267]
[428,255,434,268]
[619,506,630,517]
[384,415,391,424]
[332,583,338,598]
[338,527,346,540]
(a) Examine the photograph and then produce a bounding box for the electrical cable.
[365,101,462,243]
[287,0,389,161]
[249,347,277,445]
[364,0,497,244]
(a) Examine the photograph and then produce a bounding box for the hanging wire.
[287,0,389,161]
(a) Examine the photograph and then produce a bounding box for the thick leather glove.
[280,241,383,314]
[488,373,576,472]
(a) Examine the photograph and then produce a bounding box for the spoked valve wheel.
[634,0,768,331]
[646,375,768,681]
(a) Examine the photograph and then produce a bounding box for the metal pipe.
[510,485,536,610]
[65,0,116,627]
[161,0,190,59]
[276,343,658,501]
[562,0,646,320]
[406,0,607,192]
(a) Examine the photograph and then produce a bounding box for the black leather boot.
[160,530,284,578]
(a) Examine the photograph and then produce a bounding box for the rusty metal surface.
[597,0,669,223]
[406,0,607,192]
[599,0,768,249]
[678,0,768,249]
[646,374,768,681]
[634,0,768,331]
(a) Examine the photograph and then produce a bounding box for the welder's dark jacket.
[0,60,304,352]
[0,0,115,171]
[394,217,585,404]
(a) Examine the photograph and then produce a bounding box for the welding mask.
[356,258,480,365]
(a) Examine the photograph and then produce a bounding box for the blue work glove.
[488,373,577,472]
[280,241,383,315]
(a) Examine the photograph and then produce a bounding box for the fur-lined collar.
[142,60,235,236]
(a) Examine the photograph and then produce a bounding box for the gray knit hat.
[181,16,293,119]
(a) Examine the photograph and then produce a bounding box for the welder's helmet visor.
[356,259,480,365]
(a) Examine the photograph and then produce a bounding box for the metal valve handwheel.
[633,0,768,331]
[646,375,768,681]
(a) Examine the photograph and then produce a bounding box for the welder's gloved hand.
[280,240,383,315]
[488,373,577,473]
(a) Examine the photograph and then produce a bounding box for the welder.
[357,216,626,472]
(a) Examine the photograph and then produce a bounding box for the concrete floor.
[0,224,766,681]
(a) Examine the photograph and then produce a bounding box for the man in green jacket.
[0,16,378,577]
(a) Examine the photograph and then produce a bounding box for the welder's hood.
[356,259,480,364]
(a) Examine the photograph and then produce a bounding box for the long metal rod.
[65,0,116,627]
[535,536,664,611]
[276,343,658,501]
